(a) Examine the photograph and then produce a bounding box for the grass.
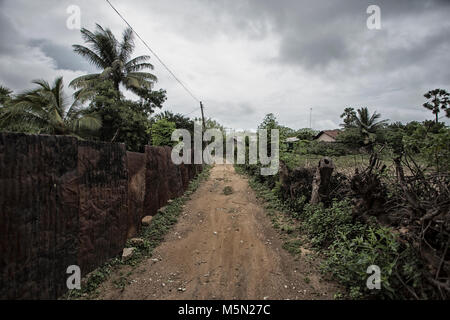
[282,239,304,255]
[223,186,233,195]
[65,165,211,300]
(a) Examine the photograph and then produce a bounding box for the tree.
[0,85,12,106]
[423,89,449,123]
[155,111,194,133]
[354,107,387,147]
[85,80,153,152]
[258,113,278,131]
[151,119,176,146]
[0,77,101,136]
[70,24,157,99]
[340,107,357,128]
[296,128,318,141]
[258,113,280,155]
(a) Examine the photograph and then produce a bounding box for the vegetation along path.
[95,164,339,300]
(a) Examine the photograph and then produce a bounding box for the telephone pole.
[200,101,206,131]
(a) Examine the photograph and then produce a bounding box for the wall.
[0,133,202,299]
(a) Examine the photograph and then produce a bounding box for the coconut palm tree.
[0,85,12,106]
[354,107,387,146]
[0,77,101,136]
[70,24,157,100]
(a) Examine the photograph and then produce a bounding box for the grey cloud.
[29,39,95,72]
[1,0,449,130]
[279,32,350,69]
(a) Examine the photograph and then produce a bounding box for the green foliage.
[403,125,450,172]
[151,119,176,147]
[305,140,354,157]
[340,107,357,128]
[0,77,101,137]
[85,81,153,152]
[322,226,421,299]
[337,107,387,150]
[282,239,304,255]
[302,200,356,247]
[0,85,12,106]
[354,107,387,146]
[197,117,226,132]
[154,111,194,133]
[258,113,279,131]
[336,127,364,149]
[295,128,318,140]
[422,88,450,123]
[240,160,426,300]
[223,186,233,195]
[71,24,157,99]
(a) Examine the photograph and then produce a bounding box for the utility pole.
[309,108,312,129]
[200,101,206,132]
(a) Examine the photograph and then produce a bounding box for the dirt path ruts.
[95,164,338,300]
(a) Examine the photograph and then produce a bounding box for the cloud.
[0,0,449,129]
[29,39,95,72]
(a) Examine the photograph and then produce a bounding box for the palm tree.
[423,89,449,123]
[0,77,101,136]
[70,24,157,100]
[0,85,12,106]
[354,107,387,146]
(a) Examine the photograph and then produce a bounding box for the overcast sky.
[1,0,449,130]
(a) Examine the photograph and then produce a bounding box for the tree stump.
[310,157,335,205]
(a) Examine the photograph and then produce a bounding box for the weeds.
[282,239,304,255]
[236,164,424,300]
[223,186,233,195]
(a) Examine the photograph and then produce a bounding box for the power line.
[182,107,201,117]
[105,0,201,103]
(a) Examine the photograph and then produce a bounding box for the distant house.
[314,130,341,142]
[285,137,300,151]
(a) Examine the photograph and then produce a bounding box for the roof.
[314,129,341,140]
[285,137,300,143]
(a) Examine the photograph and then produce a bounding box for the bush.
[302,200,423,299]
[151,119,176,147]
[403,126,450,172]
[322,226,422,299]
[305,141,355,157]
[302,199,356,247]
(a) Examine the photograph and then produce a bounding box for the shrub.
[151,119,176,146]
[302,199,356,247]
[306,141,355,157]
[322,226,422,299]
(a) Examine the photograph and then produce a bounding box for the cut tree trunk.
[310,157,335,205]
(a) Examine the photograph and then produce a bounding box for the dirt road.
[95,164,338,300]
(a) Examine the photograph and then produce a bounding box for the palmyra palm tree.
[354,107,387,145]
[0,77,101,136]
[70,24,157,100]
[423,89,449,123]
